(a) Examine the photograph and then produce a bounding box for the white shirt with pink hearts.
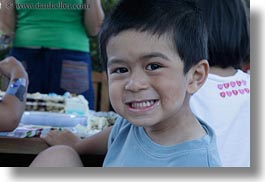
[190,69,250,167]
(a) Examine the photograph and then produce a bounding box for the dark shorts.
[9,47,94,110]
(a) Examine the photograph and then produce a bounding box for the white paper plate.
[20,111,87,127]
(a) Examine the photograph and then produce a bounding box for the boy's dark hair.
[197,0,250,68]
[99,0,208,74]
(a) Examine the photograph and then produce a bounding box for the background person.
[0,0,105,110]
[190,0,250,167]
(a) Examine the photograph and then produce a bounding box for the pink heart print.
[218,84,223,90]
[226,91,232,97]
[244,88,250,93]
[230,81,236,87]
[224,83,230,89]
[239,89,245,94]
[220,92,226,98]
[232,90,238,95]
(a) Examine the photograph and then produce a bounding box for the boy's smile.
[125,99,159,112]
[106,30,198,130]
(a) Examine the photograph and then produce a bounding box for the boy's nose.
[124,73,148,92]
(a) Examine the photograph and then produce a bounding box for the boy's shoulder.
[110,116,132,136]
[113,115,131,127]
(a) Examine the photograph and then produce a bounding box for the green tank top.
[14,0,89,52]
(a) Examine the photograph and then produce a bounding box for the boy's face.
[106,30,197,128]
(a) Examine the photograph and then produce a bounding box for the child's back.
[190,70,250,167]
[190,0,250,167]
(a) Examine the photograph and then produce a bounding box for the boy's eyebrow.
[107,52,171,67]
[139,52,170,61]
[107,59,125,67]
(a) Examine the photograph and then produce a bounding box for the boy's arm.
[0,57,28,131]
[43,126,112,155]
[75,126,112,155]
[83,0,104,36]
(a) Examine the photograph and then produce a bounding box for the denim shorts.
[9,47,94,110]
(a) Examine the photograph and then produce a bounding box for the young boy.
[30,0,221,167]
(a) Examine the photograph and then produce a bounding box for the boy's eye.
[112,67,128,74]
[146,63,162,71]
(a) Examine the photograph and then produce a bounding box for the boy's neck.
[144,112,206,146]
[209,66,237,77]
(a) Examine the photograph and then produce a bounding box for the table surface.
[0,136,49,155]
[0,136,105,167]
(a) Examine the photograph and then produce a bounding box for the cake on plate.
[0,91,89,116]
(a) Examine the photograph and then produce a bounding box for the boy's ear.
[187,59,209,94]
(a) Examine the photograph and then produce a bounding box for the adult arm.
[0,57,28,131]
[0,0,16,35]
[83,0,105,36]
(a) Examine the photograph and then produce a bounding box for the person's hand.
[41,130,82,149]
[0,56,28,82]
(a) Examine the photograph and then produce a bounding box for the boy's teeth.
[131,100,154,108]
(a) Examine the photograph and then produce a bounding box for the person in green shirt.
[0,0,105,110]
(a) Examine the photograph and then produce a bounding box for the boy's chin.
[126,116,159,127]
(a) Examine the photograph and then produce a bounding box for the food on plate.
[0,91,89,115]
[0,91,118,138]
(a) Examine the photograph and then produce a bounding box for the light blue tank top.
[103,117,222,167]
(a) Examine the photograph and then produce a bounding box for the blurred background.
[0,0,250,111]
[0,0,250,71]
